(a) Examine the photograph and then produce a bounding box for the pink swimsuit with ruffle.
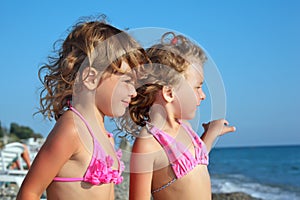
[147,121,209,193]
[53,106,125,185]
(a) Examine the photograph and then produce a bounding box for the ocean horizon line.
[213,143,300,149]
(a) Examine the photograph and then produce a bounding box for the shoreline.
[212,192,261,200]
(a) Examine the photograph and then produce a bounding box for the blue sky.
[1,0,299,147]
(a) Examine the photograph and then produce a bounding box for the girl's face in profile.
[173,65,205,120]
[96,61,137,117]
[187,65,205,106]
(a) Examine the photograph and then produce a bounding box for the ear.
[82,67,101,90]
[162,86,174,103]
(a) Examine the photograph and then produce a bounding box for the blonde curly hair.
[38,16,148,120]
[116,32,206,137]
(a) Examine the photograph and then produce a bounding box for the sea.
[209,145,300,200]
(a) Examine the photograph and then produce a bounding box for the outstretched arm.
[201,119,236,152]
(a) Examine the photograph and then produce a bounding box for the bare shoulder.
[132,127,160,154]
[20,111,82,190]
[43,111,81,153]
[130,127,162,173]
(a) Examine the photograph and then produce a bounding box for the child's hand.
[202,119,236,137]
[201,119,236,152]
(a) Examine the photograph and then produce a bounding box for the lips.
[121,100,130,107]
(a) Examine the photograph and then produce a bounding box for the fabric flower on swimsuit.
[84,153,124,185]
[53,106,125,185]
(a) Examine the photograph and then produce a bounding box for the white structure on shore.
[0,137,45,197]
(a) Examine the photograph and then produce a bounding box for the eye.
[195,82,203,89]
[123,78,135,86]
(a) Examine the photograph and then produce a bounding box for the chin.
[184,113,196,120]
[185,116,195,120]
[111,109,126,118]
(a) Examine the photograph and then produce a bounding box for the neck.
[149,103,180,132]
[72,94,105,132]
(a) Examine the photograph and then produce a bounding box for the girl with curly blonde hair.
[119,32,235,200]
[17,16,148,200]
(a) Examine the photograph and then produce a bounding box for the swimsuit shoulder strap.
[69,106,96,139]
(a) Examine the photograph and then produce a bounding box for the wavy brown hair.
[116,32,207,137]
[38,16,148,120]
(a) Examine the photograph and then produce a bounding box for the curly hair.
[116,32,207,137]
[38,16,148,120]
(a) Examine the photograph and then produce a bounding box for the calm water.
[209,145,300,200]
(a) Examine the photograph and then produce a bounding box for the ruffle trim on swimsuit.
[84,149,125,185]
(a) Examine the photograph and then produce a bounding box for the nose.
[196,88,206,106]
[199,89,206,100]
[129,84,137,98]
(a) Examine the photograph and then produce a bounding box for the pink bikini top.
[53,106,125,185]
[147,121,209,179]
